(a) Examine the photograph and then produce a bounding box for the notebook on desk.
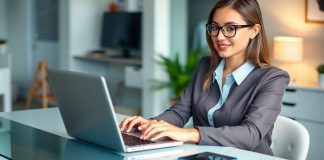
[47,69,183,152]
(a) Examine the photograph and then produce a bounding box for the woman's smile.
[217,43,231,51]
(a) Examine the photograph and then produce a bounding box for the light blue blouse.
[207,59,255,127]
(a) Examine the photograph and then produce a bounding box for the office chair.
[271,116,310,160]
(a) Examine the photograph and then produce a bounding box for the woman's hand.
[119,116,157,132]
[139,120,200,143]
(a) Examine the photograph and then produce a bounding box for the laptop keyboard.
[122,133,156,146]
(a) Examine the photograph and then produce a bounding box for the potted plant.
[0,39,7,55]
[153,48,206,104]
[317,64,324,88]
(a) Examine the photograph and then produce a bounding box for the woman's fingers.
[120,117,133,131]
[120,116,142,132]
[141,120,167,139]
[142,125,166,140]
[151,131,170,141]
[126,116,147,132]
[141,120,161,136]
[138,119,157,131]
[121,118,182,141]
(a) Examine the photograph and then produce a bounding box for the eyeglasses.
[206,23,254,38]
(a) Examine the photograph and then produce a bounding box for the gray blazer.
[154,56,290,155]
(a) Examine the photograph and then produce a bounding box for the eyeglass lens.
[207,24,237,37]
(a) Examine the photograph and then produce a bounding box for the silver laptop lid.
[47,69,126,152]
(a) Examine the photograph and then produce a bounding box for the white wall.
[59,0,70,69]
[5,0,62,96]
[142,0,171,117]
[170,0,187,65]
[59,0,112,72]
[188,0,217,49]
[59,0,112,70]
[0,0,7,39]
[69,0,109,58]
[259,0,324,85]
[7,0,33,94]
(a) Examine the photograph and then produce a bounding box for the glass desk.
[0,108,285,160]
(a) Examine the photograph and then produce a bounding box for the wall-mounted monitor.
[101,12,142,58]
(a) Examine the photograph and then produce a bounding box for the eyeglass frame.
[206,23,254,38]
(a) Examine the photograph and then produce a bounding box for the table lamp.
[273,36,303,83]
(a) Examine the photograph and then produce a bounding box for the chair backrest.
[271,116,310,160]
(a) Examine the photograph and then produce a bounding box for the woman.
[120,0,289,155]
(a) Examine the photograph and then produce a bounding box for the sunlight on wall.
[262,0,321,35]
[259,0,324,87]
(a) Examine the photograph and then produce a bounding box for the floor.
[1,96,139,116]
[0,96,57,111]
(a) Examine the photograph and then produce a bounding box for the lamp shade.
[273,36,303,62]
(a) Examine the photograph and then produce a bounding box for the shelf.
[74,54,142,66]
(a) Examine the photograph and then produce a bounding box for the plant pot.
[0,44,7,55]
[319,74,324,88]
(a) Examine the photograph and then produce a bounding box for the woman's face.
[211,7,255,60]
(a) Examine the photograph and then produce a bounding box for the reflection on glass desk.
[0,117,181,160]
[0,117,122,160]
[0,108,285,160]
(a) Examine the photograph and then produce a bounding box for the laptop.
[47,69,183,152]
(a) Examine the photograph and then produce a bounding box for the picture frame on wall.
[305,0,324,23]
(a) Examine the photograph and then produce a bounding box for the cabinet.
[280,86,324,160]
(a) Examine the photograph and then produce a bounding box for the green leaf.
[152,47,206,99]
[317,64,324,73]
[0,39,7,44]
